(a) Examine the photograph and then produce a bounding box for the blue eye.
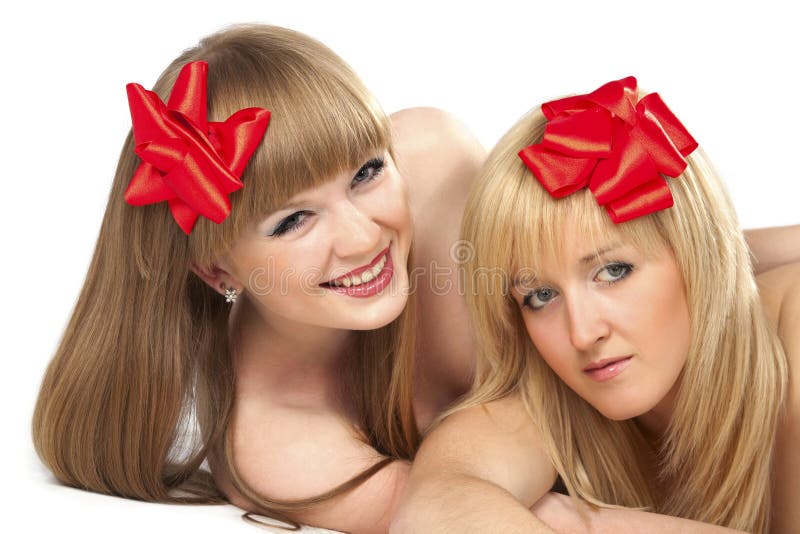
[595,262,633,284]
[523,286,559,311]
[270,210,311,236]
[351,157,385,187]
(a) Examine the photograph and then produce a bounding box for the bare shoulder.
[219,401,409,533]
[416,393,557,506]
[390,107,485,208]
[388,109,487,406]
[756,262,800,326]
[756,261,800,423]
[757,262,800,377]
[759,263,800,533]
[390,107,485,167]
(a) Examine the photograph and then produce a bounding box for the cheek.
[242,243,326,297]
[369,174,412,229]
[628,262,691,370]
[523,315,572,376]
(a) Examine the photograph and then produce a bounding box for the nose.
[330,200,381,259]
[565,293,610,352]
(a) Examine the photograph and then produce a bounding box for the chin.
[348,294,409,331]
[593,397,653,422]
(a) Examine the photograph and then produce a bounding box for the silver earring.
[224,287,238,304]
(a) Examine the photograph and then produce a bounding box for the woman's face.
[513,221,691,423]
[223,152,412,332]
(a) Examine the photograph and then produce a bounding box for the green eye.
[595,262,633,283]
[523,287,559,310]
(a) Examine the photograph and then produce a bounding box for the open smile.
[320,245,394,298]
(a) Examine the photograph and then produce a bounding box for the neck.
[231,296,353,408]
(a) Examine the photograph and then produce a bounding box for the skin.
[515,226,691,431]
[191,107,799,533]
[193,108,484,533]
[756,263,800,534]
[392,222,800,533]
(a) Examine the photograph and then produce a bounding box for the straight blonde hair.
[32,24,419,528]
[456,108,788,533]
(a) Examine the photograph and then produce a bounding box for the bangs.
[207,48,391,220]
[469,106,671,292]
[181,25,392,264]
[470,135,670,293]
[508,175,670,281]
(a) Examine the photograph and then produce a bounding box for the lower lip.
[583,357,633,382]
[323,250,394,298]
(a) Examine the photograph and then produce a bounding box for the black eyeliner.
[353,157,385,182]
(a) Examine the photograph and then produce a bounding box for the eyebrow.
[512,243,623,287]
[579,244,622,264]
[259,201,307,224]
[273,201,306,214]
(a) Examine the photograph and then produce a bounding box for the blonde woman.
[393,77,798,533]
[32,24,484,533]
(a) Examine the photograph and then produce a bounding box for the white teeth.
[329,254,388,288]
[372,256,386,277]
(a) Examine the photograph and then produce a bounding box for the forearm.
[745,224,800,274]
[391,473,554,534]
[531,493,745,534]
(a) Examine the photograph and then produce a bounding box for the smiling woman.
[30,24,484,533]
[203,153,412,333]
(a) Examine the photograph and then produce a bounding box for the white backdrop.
[2,1,798,532]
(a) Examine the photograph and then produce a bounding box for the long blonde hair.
[458,107,787,532]
[32,24,418,526]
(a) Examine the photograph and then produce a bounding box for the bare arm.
[390,392,751,534]
[390,394,558,533]
[531,493,746,533]
[745,224,800,274]
[220,404,411,534]
[757,262,800,534]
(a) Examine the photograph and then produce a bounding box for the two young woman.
[393,77,798,533]
[33,26,797,533]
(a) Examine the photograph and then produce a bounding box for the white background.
[1,1,798,532]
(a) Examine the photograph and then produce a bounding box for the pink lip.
[324,245,391,285]
[583,356,633,383]
[321,246,394,298]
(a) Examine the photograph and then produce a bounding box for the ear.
[189,260,242,296]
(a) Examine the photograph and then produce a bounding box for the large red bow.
[518,76,697,223]
[125,61,271,234]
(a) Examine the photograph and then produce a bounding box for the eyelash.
[270,210,312,236]
[595,261,634,285]
[352,157,385,186]
[521,261,634,311]
[269,157,385,237]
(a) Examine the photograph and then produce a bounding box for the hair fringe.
[454,107,788,533]
[33,24,420,528]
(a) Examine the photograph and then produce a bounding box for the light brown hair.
[32,24,419,527]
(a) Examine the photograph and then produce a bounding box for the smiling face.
[513,219,691,424]
[220,152,412,333]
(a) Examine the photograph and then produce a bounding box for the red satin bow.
[518,76,698,223]
[125,61,271,234]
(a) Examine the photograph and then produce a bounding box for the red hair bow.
[124,61,271,234]
[518,76,698,223]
